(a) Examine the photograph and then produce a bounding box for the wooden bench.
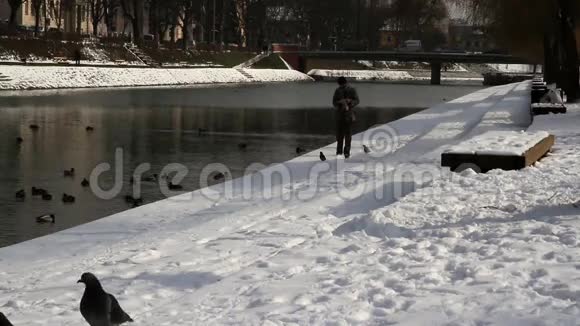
[442,131,555,173]
[532,103,567,115]
[531,86,567,115]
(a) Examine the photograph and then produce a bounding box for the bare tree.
[31,0,44,35]
[120,0,144,42]
[176,0,202,50]
[219,0,231,47]
[88,0,107,35]
[234,0,248,47]
[104,0,119,36]
[148,0,161,45]
[158,0,181,43]
[48,0,74,31]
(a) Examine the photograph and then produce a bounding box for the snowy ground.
[0,66,312,90]
[2,82,580,325]
[487,64,540,74]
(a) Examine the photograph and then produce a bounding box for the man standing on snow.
[74,48,82,66]
[333,76,360,158]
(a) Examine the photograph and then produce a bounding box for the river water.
[0,82,483,247]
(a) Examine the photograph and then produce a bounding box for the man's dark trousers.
[336,113,353,157]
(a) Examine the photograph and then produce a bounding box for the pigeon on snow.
[78,272,133,326]
[320,152,327,161]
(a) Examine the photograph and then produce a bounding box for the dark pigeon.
[62,193,76,204]
[320,152,327,161]
[36,214,55,224]
[78,273,133,326]
[15,189,25,200]
[0,312,14,326]
[31,187,47,196]
[168,182,184,190]
[213,172,226,181]
[81,178,90,187]
[363,145,371,154]
[124,195,143,208]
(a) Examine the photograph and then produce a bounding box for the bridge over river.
[276,50,534,85]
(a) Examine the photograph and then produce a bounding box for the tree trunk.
[55,2,63,32]
[199,1,206,43]
[234,0,247,48]
[558,0,579,100]
[76,5,82,34]
[132,0,143,43]
[368,0,378,50]
[34,1,42,35]
[182,11,191,50]
[150,0,160,47]
[9,6,18,30]
[120,0,141,43]
[220,0,229,48]
[544,34,559,83]
[43,0,48,37]
[92,1,100,36]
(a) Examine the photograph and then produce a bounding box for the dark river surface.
[0,82,483,247]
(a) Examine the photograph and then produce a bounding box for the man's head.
[337,76,348,87]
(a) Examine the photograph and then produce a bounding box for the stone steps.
[236,68,254,79]
[124,44,160,67]
[0,73,12,82]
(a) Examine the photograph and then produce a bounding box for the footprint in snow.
[530,269,549,279]
[129,249,162,264]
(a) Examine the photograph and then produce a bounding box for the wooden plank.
[442,134,554,173]
[524,134,555,166]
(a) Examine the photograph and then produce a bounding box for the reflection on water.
[0,82,483,247]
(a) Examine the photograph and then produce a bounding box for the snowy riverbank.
[0,66,312,90]
[3,82,580,325]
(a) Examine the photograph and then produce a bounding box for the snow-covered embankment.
[0,66,312,90]
[3,81,580,325]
